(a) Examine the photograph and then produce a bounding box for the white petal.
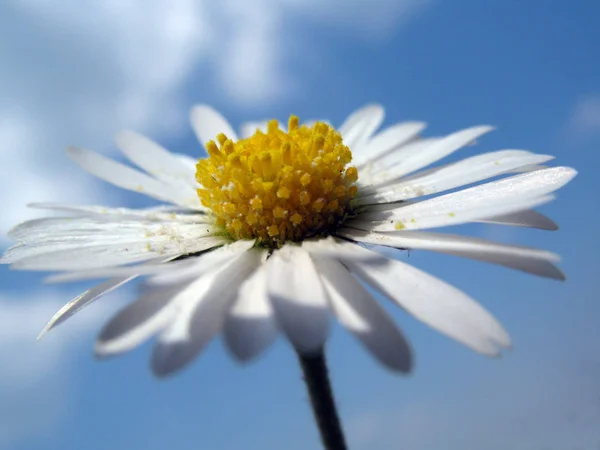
[10,217,202,240]
[223,262,278,362]
[477,210,558,230]
[95,250,249,356]
[356,138,438,185]
[303,118,328,128]
[354,201,408,213]
[373,137,441,169]
[342,246,511,355]
[42,244,223,283]
[190,104,238,147]
[239,121,269,138]
[44,263,171,284]
[314,257,412,372]
[27,202,183,220]
[7,219,216,250]
[301,237,387,264]
[115,131,197,187]
[359,151,554,203]
[353,166,576,231]
[369,126,495,184]
[9,243,161,270]
[146,240,255,286]
[174,153,200,172]
[380,153,543,189]
[9,217,162,242]
[66,147,202,209]
[7,231,221,271]
[353,121,426,166]
[151,250,260,376]
[339,104,385,149]
[349,195,554,232]
[95,283,190,357]
[38,276,137,339]
[5,216,221,268]
[27,202,209,223]
[511,163,548,173]
[402,167,575,213]
[339,228,564,279]
[267,245,330,354]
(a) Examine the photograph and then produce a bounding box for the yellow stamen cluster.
[195,116,358,247]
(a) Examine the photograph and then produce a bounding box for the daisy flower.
[2,103,575,449]
[2,104,575,375]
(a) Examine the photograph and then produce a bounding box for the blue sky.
[1,1,599,449]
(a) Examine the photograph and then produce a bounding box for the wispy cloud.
[569,94,600,138]
[280,0,430,39]
[0,290,119,446]
[1,0,213,238]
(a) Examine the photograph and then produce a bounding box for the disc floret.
[195,116,358,247]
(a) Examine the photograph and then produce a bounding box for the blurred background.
[1,1,599,449]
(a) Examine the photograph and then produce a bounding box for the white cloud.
[280,0,430,39]
[0,289,119,446]
[569,94,600,138]
[213,0,430,102]
[0,113,101,239]
[214,0,290,104]
[0,0,214,239]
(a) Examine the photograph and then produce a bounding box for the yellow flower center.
[195,116,358,248]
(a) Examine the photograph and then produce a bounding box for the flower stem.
[297,348,348,450]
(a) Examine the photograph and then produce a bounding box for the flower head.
[195,117,357,246]
[2,104,576,377]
